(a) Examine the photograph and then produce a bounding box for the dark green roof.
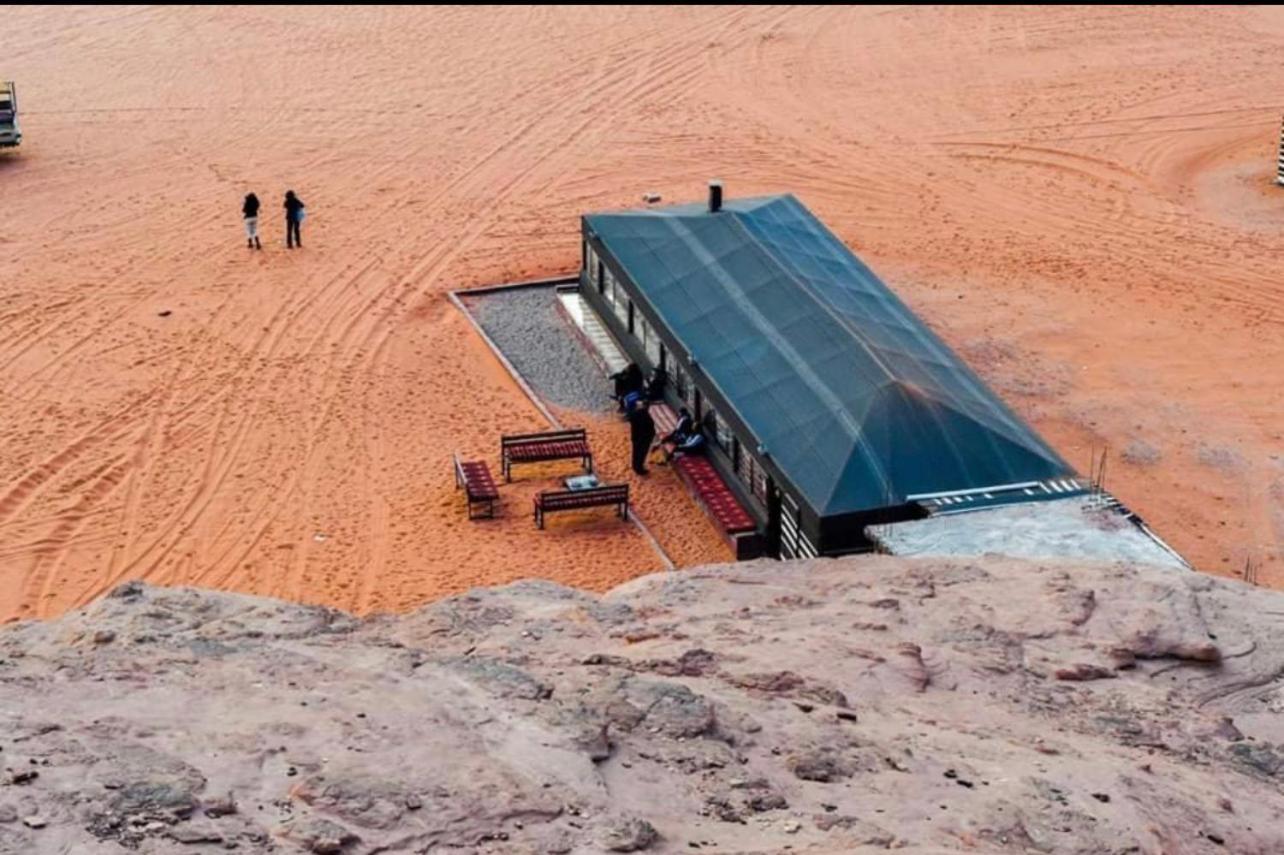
[585,194,1075,517]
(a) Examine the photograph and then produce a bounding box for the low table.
[564,474,601,491]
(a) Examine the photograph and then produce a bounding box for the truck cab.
[0,82,22,147]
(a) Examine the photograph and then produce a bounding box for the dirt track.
[1,6,1282,621]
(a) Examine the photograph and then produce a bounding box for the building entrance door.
[766,481,782,557]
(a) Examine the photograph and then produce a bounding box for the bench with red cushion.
[673,455,757,535]
[454,454,500,519]
[534,483,629,529]
[501,428,593,481]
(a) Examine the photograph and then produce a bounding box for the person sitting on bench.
[670,431,706,460]
[656,407,704,461]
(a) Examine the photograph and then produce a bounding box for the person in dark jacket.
[284,190,305,248]
[627,399,656,476]
[610,363,643,408]
[242,193,261,250]
[656,406,695,461]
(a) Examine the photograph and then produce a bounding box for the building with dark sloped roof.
[580,187,1083,558]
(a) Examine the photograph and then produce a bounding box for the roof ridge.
[714,205,896,500]
[730,198,900,386]
[733,200,1056,462]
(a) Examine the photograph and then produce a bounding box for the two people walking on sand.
[241,190,306,250]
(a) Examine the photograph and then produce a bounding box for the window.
[673,362,695,410]
[715,417,734,454]
[739,450,756,498]
[703,406,733,454]
[605,268,630,326]
[642,314,662,366]
[604,267,617,305]
[739,451,769,504]
[613,286,629,326]
[586,243,601,290]
[752,459,769,504]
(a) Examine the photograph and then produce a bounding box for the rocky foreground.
[1,557,1282,854]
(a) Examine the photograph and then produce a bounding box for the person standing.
[284,190,306,249]
[628,399,656,476]
[242,193,261,250]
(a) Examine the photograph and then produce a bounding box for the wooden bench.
[501,428,593,482]
[534,484,629,529]
[454,454,499,519]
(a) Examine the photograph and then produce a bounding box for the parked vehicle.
[0,82,22,147]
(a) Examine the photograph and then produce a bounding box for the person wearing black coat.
[627,399,656,476]
[284,190,306,248]
[610,363,644,411]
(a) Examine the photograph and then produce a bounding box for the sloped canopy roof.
[585,194,1074,517]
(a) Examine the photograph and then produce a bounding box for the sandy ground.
[2,6,1283,621]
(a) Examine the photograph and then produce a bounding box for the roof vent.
[708,180,723,213]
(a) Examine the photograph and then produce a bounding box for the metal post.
[1278,116,1284,186]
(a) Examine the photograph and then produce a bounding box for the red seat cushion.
[510,440,589,461]
[539,487,627,511]
[674,457,756,533]
[459,461,499,499]
[651,403,679,436]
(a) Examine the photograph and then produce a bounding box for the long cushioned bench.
[500,428,593,482]
[453,453,499,519]
[672,455,757,535]
[534,484,629,529]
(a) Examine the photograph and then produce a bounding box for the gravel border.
[463,286,614,414]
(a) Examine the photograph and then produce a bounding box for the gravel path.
[464,286,614,414]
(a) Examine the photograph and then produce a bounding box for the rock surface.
[1,556,1283,853]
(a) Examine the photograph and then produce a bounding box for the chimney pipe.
[708,180,723,213]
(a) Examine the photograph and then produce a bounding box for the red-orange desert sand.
[2,6,1282,622]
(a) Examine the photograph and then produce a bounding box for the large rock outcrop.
[1,556,1282,853]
